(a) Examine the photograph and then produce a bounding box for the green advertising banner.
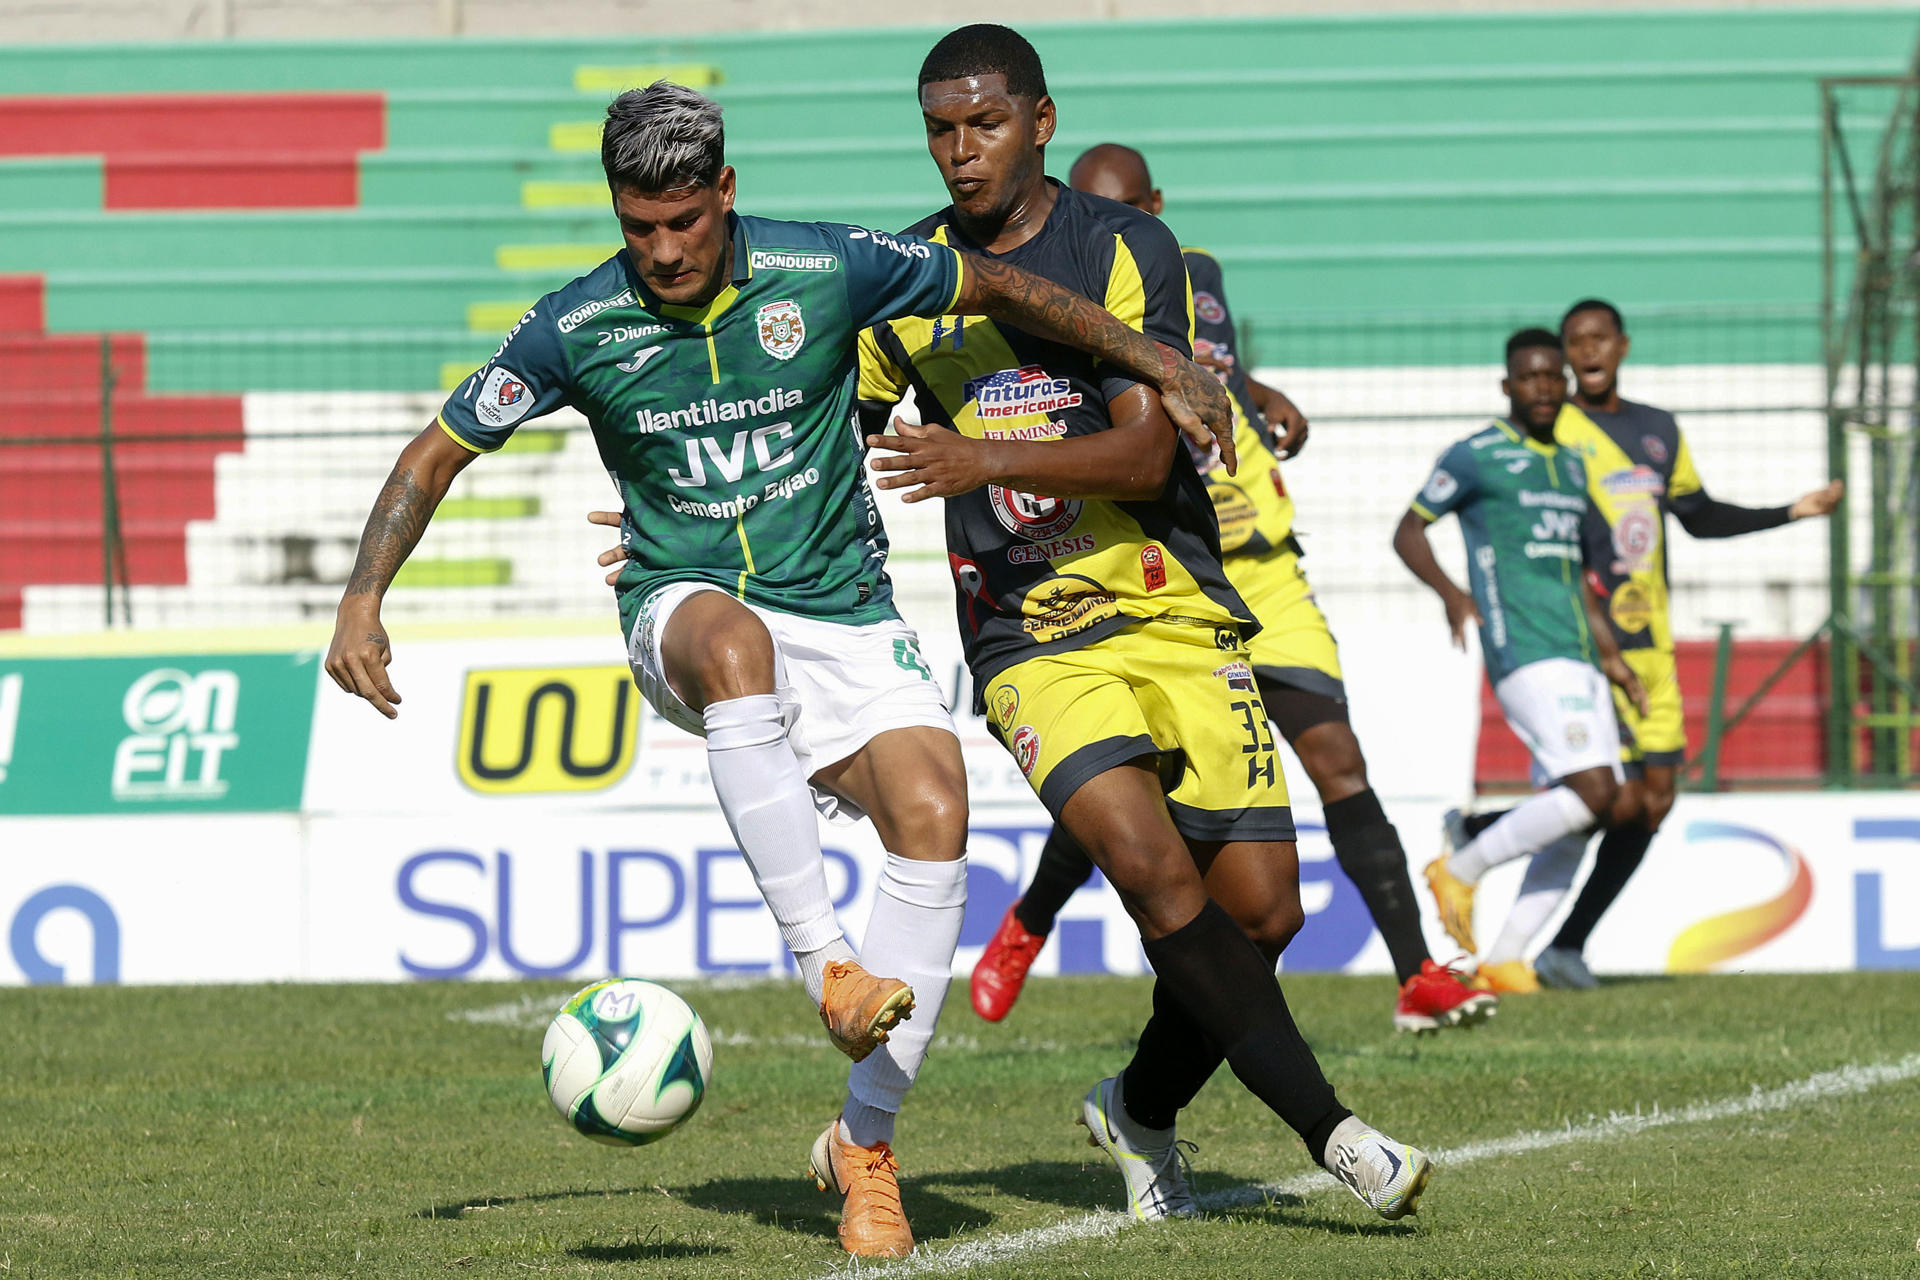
[0,652,319,815]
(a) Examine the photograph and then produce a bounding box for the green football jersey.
[1410,419,1595,684]
[439,213,963,634]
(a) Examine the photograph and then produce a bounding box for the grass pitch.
[3,973,1916,1279]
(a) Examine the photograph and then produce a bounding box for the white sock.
[846,853,968,1118]
[704,694,849,1003]
[840,1102,896,1149]
[1482,832,1590,965]
[1450,786,1594,883]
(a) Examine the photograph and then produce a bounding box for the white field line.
[800,1052,1920,1279]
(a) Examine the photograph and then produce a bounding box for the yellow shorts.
[1228,548,1345,700]
[983,618,1294,843]
[1615,646,1686,768]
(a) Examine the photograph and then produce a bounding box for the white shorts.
[1493,657,1626,785]
[626,582,958,822]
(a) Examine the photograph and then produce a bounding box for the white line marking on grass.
[448,998,1064,1052]
[798,1053,1920,1278]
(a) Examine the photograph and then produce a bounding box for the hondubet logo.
[111,668,240,801]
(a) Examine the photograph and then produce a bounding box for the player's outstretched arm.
[950,254,1237,473]
[1249,377,1309,459]
[1392,509,1480,651]
[1583,577,1650,716]
[324,423,478,718]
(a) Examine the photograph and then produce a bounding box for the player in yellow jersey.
[1459,298,1842,991]
[970,142,1493,1037]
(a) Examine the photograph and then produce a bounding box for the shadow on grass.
[416,1187,650,1219]
[570,1236,732,1262]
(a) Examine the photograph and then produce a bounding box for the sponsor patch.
[756,299,805,361]
[749,249,838,272]
[1611,505,1659,572]
[1566,721,1590,750]
[990,485,1081,541]
[1194,291,1227,325]
[476,366,533,429]
[964,365,1083,420]
[991,685,1019,731]
[1601,465,1665,496]
[1214,628,1240,651]
[616,345,663,374]
[1020,579,1120,644]
[1011,725,1041,777]
[1007,534,1096,564]
[1212,660,1256,691]
[1209,484,1259,553]
[1141,544,1168,592]
[557,289,636,334]
[1422,469,1458,505]
[1609,580,1654,634]
[1642,433,1670,465]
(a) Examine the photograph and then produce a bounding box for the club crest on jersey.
[1194,291,1227,325]
[1422,469,1458,504]
[1612,506,1658,571]
[1642,434,1670,465]
[990,485,1082,541]
[756,299,805,361]
[991,685,1020,730]
[964,365,1082,419]
[1141,543,1168,592]
[1011,725,1041,777]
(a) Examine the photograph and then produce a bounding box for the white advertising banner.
[4,793,1916,986]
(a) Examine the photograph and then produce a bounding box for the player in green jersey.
[323,80,1232,1261]
[1394,328,1646,990]
[859,24,1433,1228]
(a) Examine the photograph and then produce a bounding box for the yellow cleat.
[1474,960,1541,994]
[808,1121,914,1258]
[1424,855,1479,955]
[818,960,914,1063]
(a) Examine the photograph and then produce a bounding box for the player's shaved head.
[918,24,1048,100]
[1068,144,1161,216]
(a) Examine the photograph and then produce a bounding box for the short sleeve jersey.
[1554,399,1698,653]
[856,183,1255,688]
[438,213,962,633]
[1410,420,1595,684]
[1182,246,1295,560]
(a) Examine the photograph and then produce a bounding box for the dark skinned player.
[970,141,1494,1035]
[856,24,1432,1227]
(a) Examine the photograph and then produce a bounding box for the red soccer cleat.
[970,901,1048,1022]
[1393,957,1498,1034]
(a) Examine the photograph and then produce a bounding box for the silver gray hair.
[601,81,725,194]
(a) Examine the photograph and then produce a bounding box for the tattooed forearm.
[343,465,434,600]
[955,256,1164,385]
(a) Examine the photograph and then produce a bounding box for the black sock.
[1119,978,1221,1131]
[1131,900,1350,1158]
[1014,824,1096,936]
[1324,789,1428,984]
[1550,824,1654,954]
[1464,808,1506,841]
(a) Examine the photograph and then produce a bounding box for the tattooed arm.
[950,254,1238,473]
[324,423,479,718]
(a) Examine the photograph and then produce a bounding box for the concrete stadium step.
[6,391,242,440]
[2,9,1910,94]
[0,333,144,391]
[0,448,224,523]
[0,92,384,157]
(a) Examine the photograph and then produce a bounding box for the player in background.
[324,81,1234,1260]
[967,141,1494,1036]
[860,24,1432,1226]
[1395,329,1648,993]
[1512,299,1841,989]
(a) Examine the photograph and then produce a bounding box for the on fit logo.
[458,666,639,795]
[111,668,241,800]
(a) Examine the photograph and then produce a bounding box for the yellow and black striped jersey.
[1182,246,1294,559]
[857,182,1255,688]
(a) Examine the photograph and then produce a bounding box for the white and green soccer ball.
[541,978,714,1146]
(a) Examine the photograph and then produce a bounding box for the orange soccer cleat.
[808,1120,914,1258]
[970,901,1049,1022]
[818,960,914,1062]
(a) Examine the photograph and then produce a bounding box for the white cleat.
[1324,1115,1431,1221]
[1077,1075,1198,1222]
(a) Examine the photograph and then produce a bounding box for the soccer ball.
[541,978,714,1146]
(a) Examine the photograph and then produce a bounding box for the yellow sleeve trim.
[437,414,497,454]
[1409,501,1438,522]
[941,243,965,315]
